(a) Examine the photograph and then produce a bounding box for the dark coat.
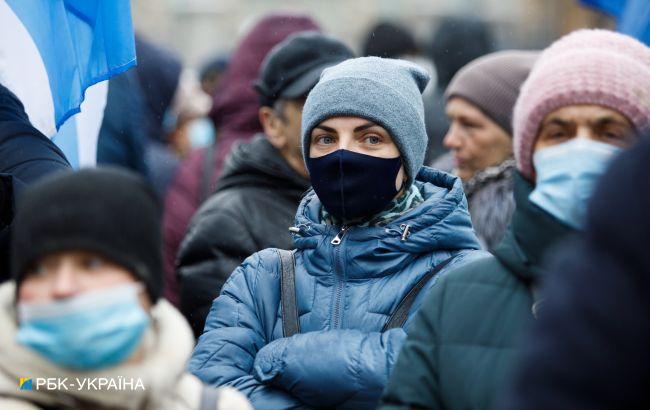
[501,139,650,410]
[161,14,320,306]
[176,135,310,337]
[189,167,483,409]
[380,172,575,410]
[0,84,71,281]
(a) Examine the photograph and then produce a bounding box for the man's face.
[18,250,150,310]
[535,105,636,152]
[277,99,305,161]
[261,98,308,178]
[444,97,513,181]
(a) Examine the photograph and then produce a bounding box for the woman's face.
[444,97,513,181]
[309,116,405,191]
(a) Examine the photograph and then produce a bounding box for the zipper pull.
[400,224,411,241]
[331,226,348,245]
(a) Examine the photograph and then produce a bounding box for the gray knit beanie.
[301,56,430,186]
[445,50,538,135]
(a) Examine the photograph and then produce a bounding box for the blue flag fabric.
[580,0,650,44]
[4,0,136,130]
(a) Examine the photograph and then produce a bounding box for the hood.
[291,166,481,279]
[493,172,576,283]
[217,134,309,196]
[0,282,197,410]
[209,13,320,138]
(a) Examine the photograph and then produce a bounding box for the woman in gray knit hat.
[437,50,538,250]
[190,57,485,409]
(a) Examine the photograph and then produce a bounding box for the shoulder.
[221,249,283,295]
[433,251,523,295]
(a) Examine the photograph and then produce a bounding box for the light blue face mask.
[188,118,215,149]
[17,283,150,371]
[529,138,621,230]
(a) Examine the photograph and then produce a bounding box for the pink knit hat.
[513,29,650,180]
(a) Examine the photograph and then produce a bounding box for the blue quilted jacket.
[189,167,484,409]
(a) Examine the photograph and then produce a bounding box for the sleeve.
[253,328,407,409]
[379,276,448,410]
[177,195,258,337]
[188,251,307,410]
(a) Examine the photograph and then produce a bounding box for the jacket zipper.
[331,226,348,328]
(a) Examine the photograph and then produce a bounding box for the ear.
[259,107,286,150]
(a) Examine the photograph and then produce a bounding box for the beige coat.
[0,282,251,410]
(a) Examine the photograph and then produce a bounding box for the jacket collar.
[217,134,310,195]
[291,167,481,279]
[493,172,576,283]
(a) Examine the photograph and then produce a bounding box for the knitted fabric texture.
[445,50,538,135]
[302,57,430,187]
[513,29,650,180]
[12,168,163,301]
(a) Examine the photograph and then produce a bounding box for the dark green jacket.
[380,172,575,410]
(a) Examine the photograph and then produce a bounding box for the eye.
[364,135,382,145]
[602,131,621,140]
[315,135,335,145]
[81,256,105,270]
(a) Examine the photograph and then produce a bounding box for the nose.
[443,124,463,150]
[337,132,353,151]
[51,262,80,300]
[575,125,597,142]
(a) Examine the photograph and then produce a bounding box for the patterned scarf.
[321,183,424,227]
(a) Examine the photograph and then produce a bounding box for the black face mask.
[307,149,402,222]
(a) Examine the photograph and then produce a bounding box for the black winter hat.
[11,167,163,301]
[254,31,354,107]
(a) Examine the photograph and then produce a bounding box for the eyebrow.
[592,116,630,127]
[314,125,336,133]
[542,118,571,128]
[313,121,379,134]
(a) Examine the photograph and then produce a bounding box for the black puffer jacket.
[0,84,70,281]
[177,135,310,337]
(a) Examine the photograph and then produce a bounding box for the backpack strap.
[277,249,300,337]
[199,385,221,410]
[382,256,455,332]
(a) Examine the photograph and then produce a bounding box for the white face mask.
[529,138,621,229]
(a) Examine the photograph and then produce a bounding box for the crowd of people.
[0,9,649,410]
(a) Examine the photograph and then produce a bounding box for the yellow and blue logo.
[19,378,32,390]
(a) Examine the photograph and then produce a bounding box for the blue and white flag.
[0,0,136,167]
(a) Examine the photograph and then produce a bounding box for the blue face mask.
[307,149,402,222]
[188,118,215,149]
[529,138,621,230]
[17,283,150,370]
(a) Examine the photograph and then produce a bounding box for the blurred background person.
[174,32,354,337]
[198,54,230,98]
[380,29,649,410]
[162,12,320,306]
[500,136,650,410]
[442,50,538,250]
[149,68,213,197]
[0,168,251,410]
